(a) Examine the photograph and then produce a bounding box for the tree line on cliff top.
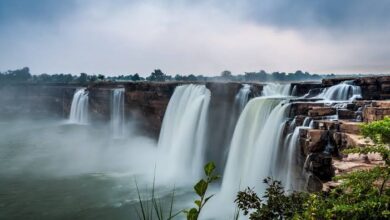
[0,67,374,84]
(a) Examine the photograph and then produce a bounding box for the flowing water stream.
[69,88,89,124]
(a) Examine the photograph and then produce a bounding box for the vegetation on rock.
[235,117,390,219]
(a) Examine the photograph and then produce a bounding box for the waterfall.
[262,83,291,96]
[69,88,89,124]
[280,116,317,191]
[235,84,251,112]
[316,81,362,101]
[212,84,253,173]
[221,97,290,196]
[291,85,298,96]
[280,126,306,191]
[111,88,125,138]
[158,84,211,180]
[302,117,312,127]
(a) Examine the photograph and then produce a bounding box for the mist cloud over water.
[0,119,157,177]
[0,0,389,75]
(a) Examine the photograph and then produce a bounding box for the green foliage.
[78,73,88,84]
[184,162,220,220]
[0,67,31,83]
[235,177,308,220]
[361,116,390,145]
[221,70,232,78]
[302,167,390,219]
[134,177,182,220]
[147,69,170,81]
[343,145,390,165]
[302,117,390,219]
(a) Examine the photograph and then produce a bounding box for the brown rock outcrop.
[300,129,328,154]
[308,107,336,117]
[339,121,361,135]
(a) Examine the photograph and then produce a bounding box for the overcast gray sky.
[0,0,389,76]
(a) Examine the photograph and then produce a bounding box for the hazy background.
[0,0,389,75]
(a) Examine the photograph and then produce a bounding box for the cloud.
[0,0,389,75]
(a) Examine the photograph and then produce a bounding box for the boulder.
[337,109,356,119]
[308,107,336,117]
[372,100,390,108]
[363,107,390,122]
[339,121,362,135]
[289,102,325,117]
[304,153,334,181]
[301,129,328,154]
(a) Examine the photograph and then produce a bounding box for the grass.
[134,172,182,220]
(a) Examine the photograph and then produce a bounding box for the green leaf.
[186,208,198,220]
[204,194,214,204]
[194,200,201,208]
[204,162,216,176]
[210,175,221,182]
[194,179,208,197]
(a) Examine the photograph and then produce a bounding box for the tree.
[147,69,166,81]
[236,178,307,219]
[131,73,141,81]
[221,70,232,78]
[187,74,197,81]
[97,74,105,81]
[78,73,88,84]
[0,67,32,83]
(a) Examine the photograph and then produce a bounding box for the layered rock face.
[323,75,390,99]
[0,84,76,118]
[1,76,389,192]
[289,99,390,191]
[0,82,262,137]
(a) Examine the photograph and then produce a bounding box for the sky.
[0,0,389,76]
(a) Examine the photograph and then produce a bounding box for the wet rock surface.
[1,76,389,192]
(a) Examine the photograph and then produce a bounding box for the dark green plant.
[184,162,220,220]
[360,116,390,145]
[302,117,390,219]
[235,177,308,220]
[302,166,390,219]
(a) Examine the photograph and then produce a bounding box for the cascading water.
[280,116,316,191]
[69,88,89,124]
[111,88,125,138]
[158,84,211,180]
[291,85,298,96]
[281,126,307,191]
[213,84,253,173]
[221,97,290,197]
[220,83,293,197]
[235,84,251,112]
[315,81,362,101]
[262,83,291,96]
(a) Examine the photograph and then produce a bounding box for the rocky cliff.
[1,76,389,191]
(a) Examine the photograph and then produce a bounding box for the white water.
[282,126,306,191]
[291,85,298,96]
[157,84,211,181]
[111,88,125,138]
[221,97,290,198]
[262,83,291,96]
[69,88,89,124]
[235,84,251,112]
[315,81,362,101]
